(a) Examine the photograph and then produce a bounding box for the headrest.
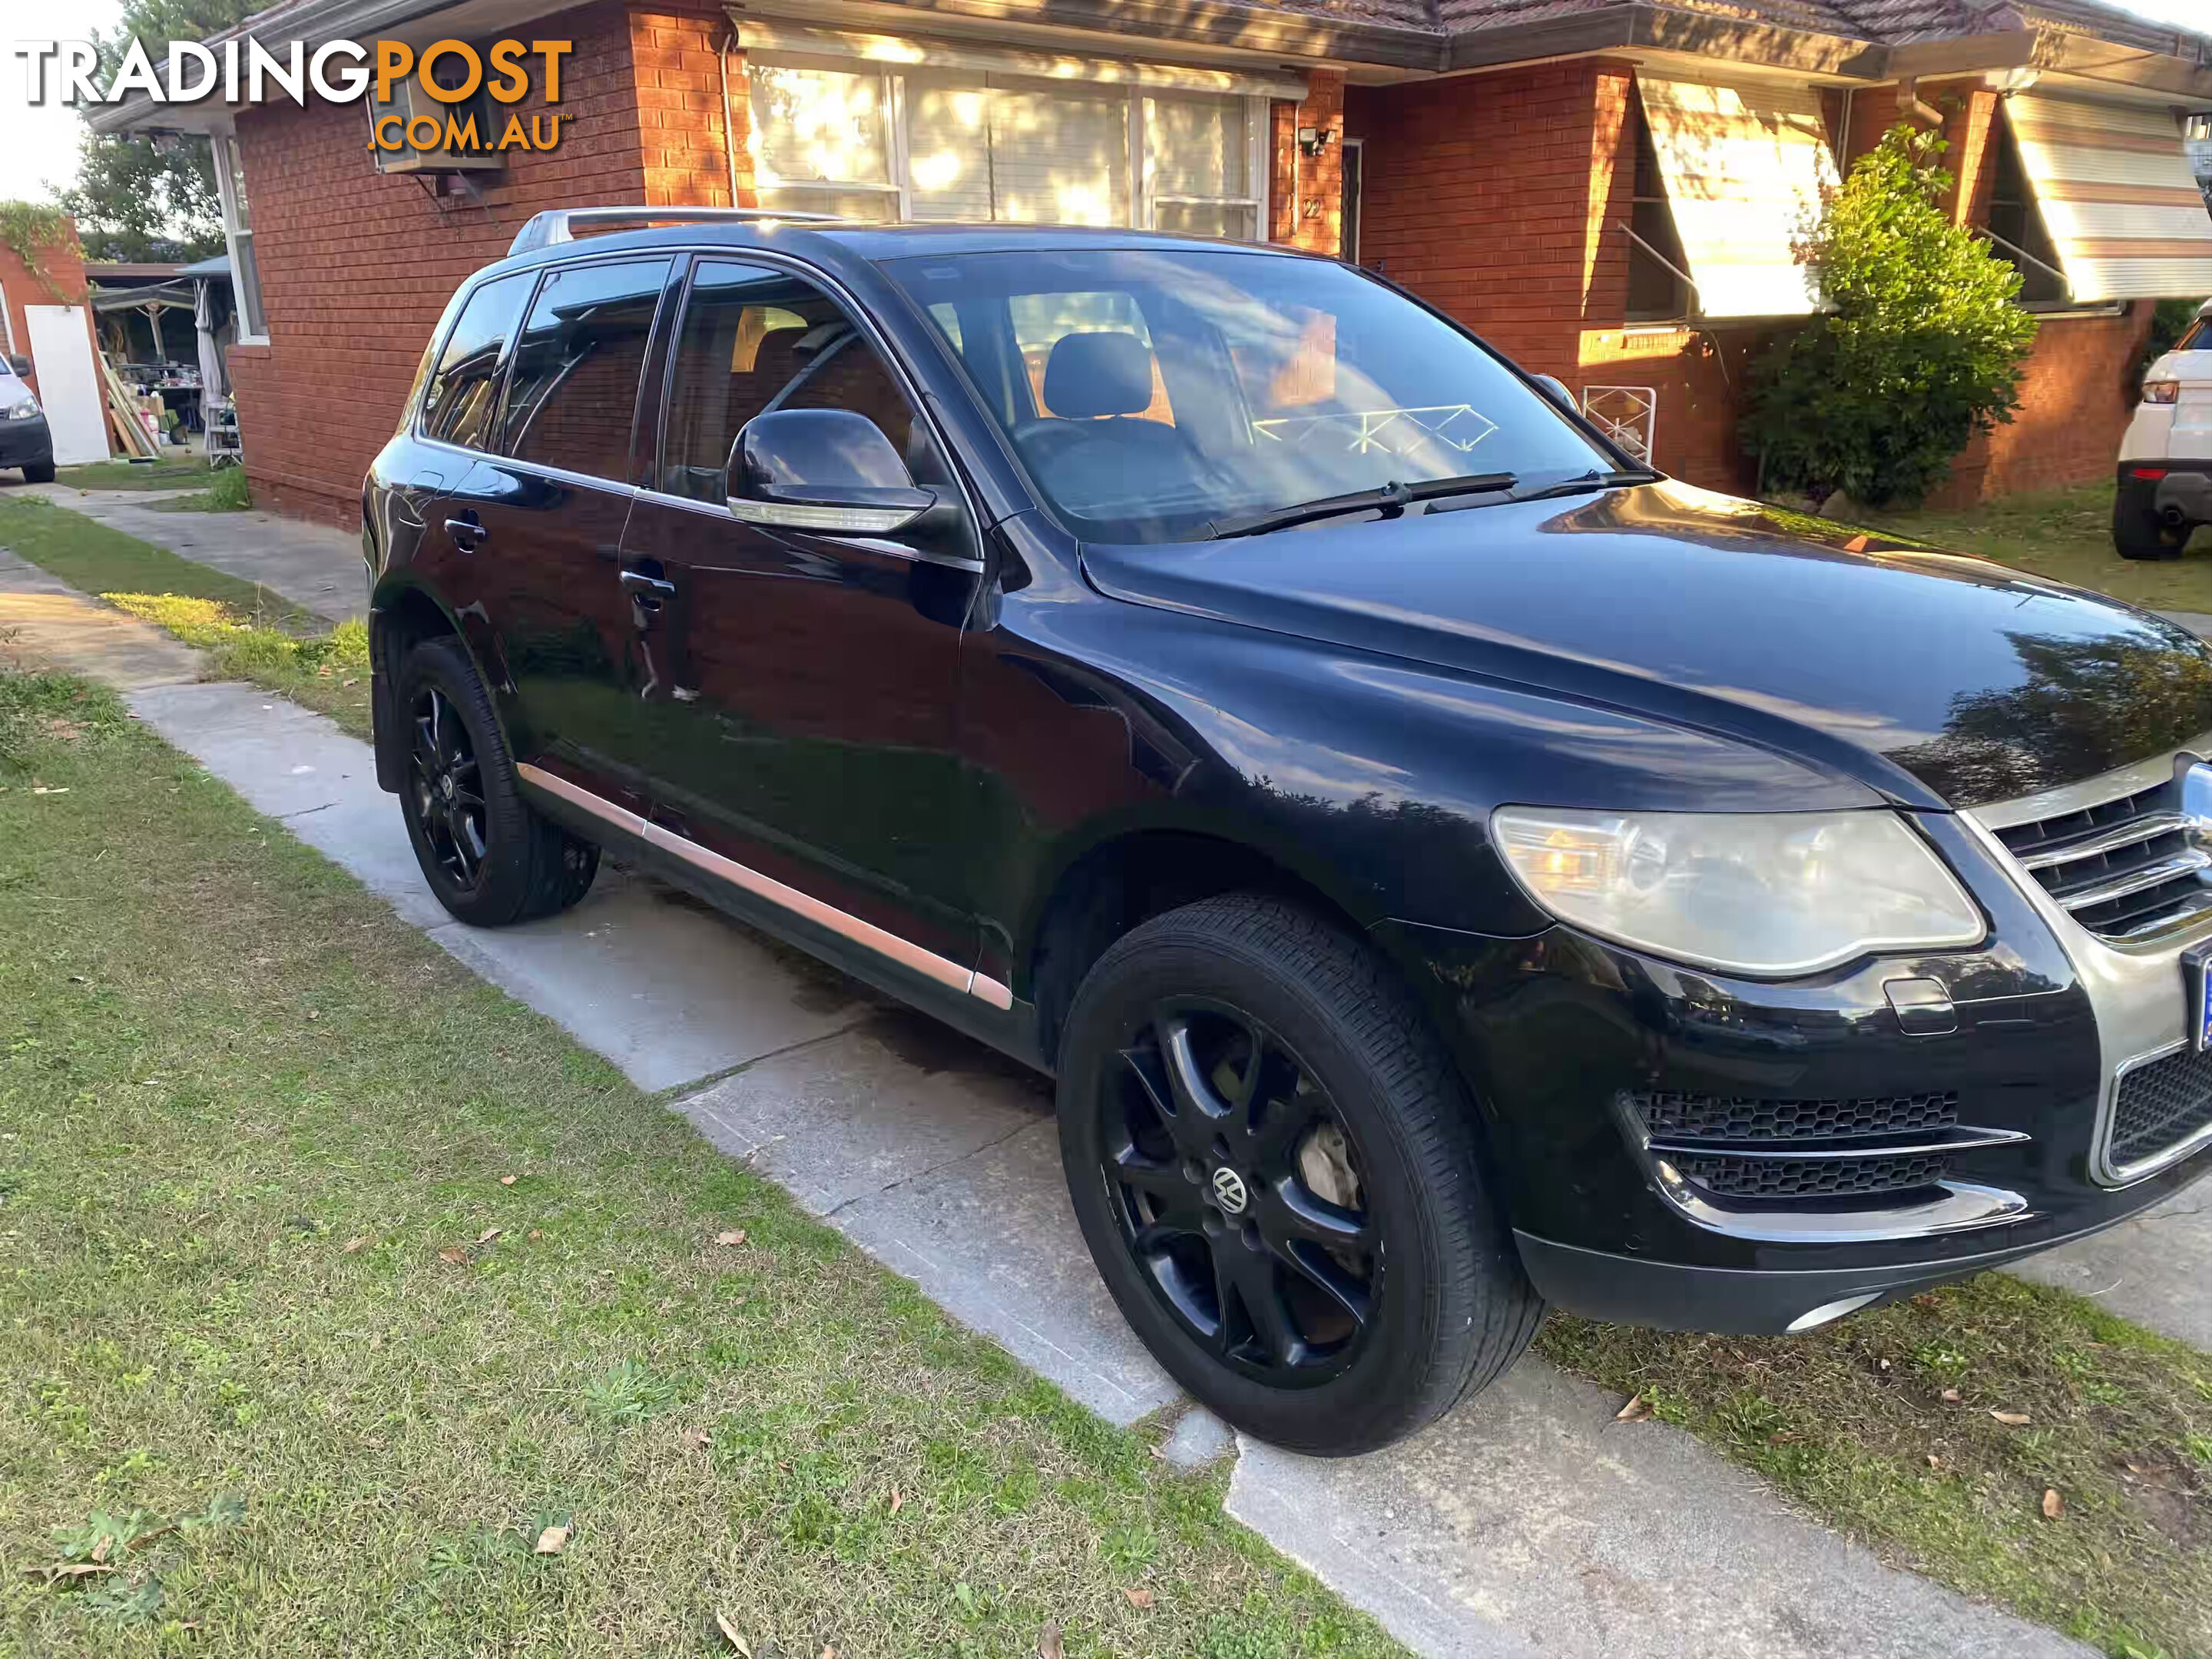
[1043,331,1155,419]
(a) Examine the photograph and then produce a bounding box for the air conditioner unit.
[371,78,505,174]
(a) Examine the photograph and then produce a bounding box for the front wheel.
[396,636,598,927]
[22,461,55,485]
[1057,893,1542,1455]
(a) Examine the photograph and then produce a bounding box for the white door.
[25,304,110,465]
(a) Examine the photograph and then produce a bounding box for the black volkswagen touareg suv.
[363,207,2212,1455]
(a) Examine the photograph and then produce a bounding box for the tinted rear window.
[420,272,532,450]
[496,257,671,482]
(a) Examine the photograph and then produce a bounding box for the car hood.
[1081,481,2212,812]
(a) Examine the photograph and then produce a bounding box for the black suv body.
[365,212,2212,1454]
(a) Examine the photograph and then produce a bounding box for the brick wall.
[226,0,735,525]
[1269,71,1345,255]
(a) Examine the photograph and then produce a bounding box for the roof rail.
[508,205,846,257]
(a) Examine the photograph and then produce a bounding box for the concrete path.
[19,481,366,623]
[0,548,204,690]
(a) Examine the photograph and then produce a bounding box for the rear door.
[616,256,984,980]
[442,254,674,809]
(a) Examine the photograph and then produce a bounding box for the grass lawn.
[48,459,211,492]
[149,469,253,516]
[1845,481,2212,615]
[0,494,370,738]
[0,670,1402,1659]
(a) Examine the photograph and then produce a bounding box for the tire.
[1057,892,1542,1455]
[2113,498,2187,560]
[22,462,55,485]
[396,635,598,927]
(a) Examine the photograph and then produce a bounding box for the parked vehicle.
[2117,298,2212,558]
[365,210,2212,1455]
[0,355,55,485]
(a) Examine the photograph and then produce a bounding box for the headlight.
[2,396,36,420]
[2141,380,2181,406]
[1492,806,1984,977]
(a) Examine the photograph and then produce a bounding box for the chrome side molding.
[518,764,1012,1010]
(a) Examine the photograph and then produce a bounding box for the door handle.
[444,515,488,548]
[619,569,677,598]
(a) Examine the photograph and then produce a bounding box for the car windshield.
[882,247,1614,544]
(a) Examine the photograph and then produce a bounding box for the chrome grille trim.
[1964,736,2212,1187]
[2015,810,2191,869]
[2051,848,2211,914]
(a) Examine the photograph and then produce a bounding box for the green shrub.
[1743,124,2039,509]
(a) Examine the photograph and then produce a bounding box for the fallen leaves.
[1121,1586,1154,1610]
[1614,1394,1654,1423]
[436,1247,467,1266]
[714,1228,748,1247]
[339,1236,369,1254]
[1989,1409,2032,1427]
[1038,1621,1065,1659]
[499,1174,517,1187]
[680,1426,712,1452]
[2042,1488,2064,1520]
[476,1227,502,1245]
[714,1611,752,1654]
[887,1488,903,1515]
[533,1524,570,1555]
[1939,1388,1962,1403]
[19,1561,114,1586]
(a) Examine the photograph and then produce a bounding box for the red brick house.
[93,0,2212,526]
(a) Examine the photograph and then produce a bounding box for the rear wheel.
[396,635,598,926]
[2114,497,2187,560]
[1057,893,1541,1455]
[22,462,54,485]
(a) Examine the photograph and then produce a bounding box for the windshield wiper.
[1422,465,1660,515]
[1207,472,1518,539]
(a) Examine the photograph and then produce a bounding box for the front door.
[618,257,982,975]
[443,254,673,809]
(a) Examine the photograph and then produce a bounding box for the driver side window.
[659,260,929,504]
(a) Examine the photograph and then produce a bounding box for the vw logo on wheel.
[1210,1167,1250,1214]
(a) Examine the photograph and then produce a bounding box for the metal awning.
[2005,92,2212,303]
[1636,75,1841,320]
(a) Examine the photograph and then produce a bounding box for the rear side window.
[2177,317,2210,352]
[419,272,531,449]
[496,257,672,481]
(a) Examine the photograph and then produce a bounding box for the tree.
[1742,124,2039,510]
[58,0,257,262]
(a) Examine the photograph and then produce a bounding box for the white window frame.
[212,127,268,345]
[746,41,1272,239]
[0,281,13,355]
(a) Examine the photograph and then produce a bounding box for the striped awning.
[1637,76,1842,320]
[2005,93,2212,303]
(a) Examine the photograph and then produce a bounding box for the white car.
[2116,299,2212,558]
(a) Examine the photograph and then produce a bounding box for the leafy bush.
[1743,124,2039,509]
[207,465,251,512]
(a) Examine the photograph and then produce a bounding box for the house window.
[1986,120,2067,307]
[747,56,1265,237]
[214,133,267,343]
[1626,104,1690,323]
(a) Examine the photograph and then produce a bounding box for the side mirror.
[728,409,935,535]
[1532,373,1578,411]
[5,355,29,379]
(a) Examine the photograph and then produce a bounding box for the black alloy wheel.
[410,684,488,893]
[393,635,599,928]
[1059,892,1543,1455]
[1104,999,1377,1386]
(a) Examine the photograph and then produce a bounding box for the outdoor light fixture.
[1296,124,1334,157]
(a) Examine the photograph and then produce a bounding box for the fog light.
[1785,1291,1884,1333]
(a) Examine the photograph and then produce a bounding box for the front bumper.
[0,414,51,470]
[1384,768,2212,1335]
